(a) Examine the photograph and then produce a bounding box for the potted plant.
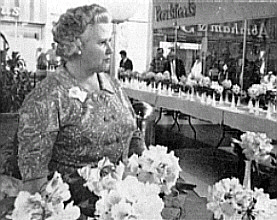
[0,51,34,114]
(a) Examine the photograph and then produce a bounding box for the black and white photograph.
[0,0,277,219]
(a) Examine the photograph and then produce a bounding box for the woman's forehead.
[89,23,112,36]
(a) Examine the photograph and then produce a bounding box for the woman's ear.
[75,38,82,50]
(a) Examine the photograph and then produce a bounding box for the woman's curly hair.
[52,4,111,60]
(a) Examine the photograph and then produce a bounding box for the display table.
[124,87,277,140]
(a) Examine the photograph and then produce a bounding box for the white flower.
[207,178,245,219]
[171,77,179,84]
[251,188,277,219]
[236,132,274,162]
[163,71,171,80]
[11,191,44,220]
[155,72,164,82]
[133,194,163,220]
[221,79,232,89]
[202,77,211,87]
[46,202,81,220]
[68,86,87,102]
[110,200,134,220]
[127,154,139,174]
[136,145,181,194]
[248,85,260,99]
[10,172,80,220]
[232,84,241,95]
[78,157,118,195]
[44,172,71,204]
[180,76,187,84]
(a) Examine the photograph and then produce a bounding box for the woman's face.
[80,23,113,73]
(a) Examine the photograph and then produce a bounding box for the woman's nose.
[106,42,113,54]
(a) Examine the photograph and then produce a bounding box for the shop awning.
[153,0,277,29]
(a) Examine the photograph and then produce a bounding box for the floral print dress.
[17,66,139,189]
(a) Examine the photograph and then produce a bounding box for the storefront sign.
[155,2,196,22]
[0,6,20,17]
[180,21,270,38]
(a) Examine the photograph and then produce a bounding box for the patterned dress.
[17,67,142,216]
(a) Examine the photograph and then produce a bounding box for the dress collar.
[58,66,115,94]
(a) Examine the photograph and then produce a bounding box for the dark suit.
[165,58,186,80]
[120,58,133,71]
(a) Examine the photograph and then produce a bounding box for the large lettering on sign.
[155,2,196,22]
[180,21,270,39]
[0,6,20,17]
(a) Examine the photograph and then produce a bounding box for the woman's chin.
[100,62,110,73]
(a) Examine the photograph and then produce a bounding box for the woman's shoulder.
[22,69,69,105]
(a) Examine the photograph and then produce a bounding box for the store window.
[153,16,277,91]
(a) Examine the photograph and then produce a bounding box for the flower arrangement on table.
[232,132,275,164]
[6,172,81,220]
[77,145,182,220]
[232,131,276,191]
[207,177,277,220]
[183,77,198,94]
[221,79,232,103]
[179,75,186,87]
[229,84,241,108]
[118,70,132,82]
[160,71,171,88]
[210,83,224,104]
[194,76,212,95]
[247,85,261,113]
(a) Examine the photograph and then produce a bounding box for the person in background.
[10,4,145,218]
[166,48,186,81]
[36,48,48,71]
[187,55,203,81]
[46,42,58,69]
[149,47,169,73]
[119,50,133,71]
[261,70,277,88]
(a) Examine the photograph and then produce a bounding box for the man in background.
[166,48,186,81]
[46,43,59,69]
[119,50,133,71]
[149,47,169,73]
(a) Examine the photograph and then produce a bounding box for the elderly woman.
[8,4,145,217]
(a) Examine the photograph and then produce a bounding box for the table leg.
[170,111,181,132]
[216,124,226,148]
[154,107,163,126]
[188,116,197,140]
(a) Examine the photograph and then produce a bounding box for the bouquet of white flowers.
[248,84,264,99]
[232,84,241,95]
[202,77,212,88]
[232,131,274,163]
[207,178,277,220]
[127,145,181,195]
[94,176,164,220]
[221,79,232,90]
[78,145,181,220]
[144,71,156,82]
[211,82,224,94]
[7,172,80,220]
[154,72,164,83]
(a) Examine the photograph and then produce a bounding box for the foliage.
[0,52,34,113]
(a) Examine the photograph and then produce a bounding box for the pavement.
[154,114,240,199]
